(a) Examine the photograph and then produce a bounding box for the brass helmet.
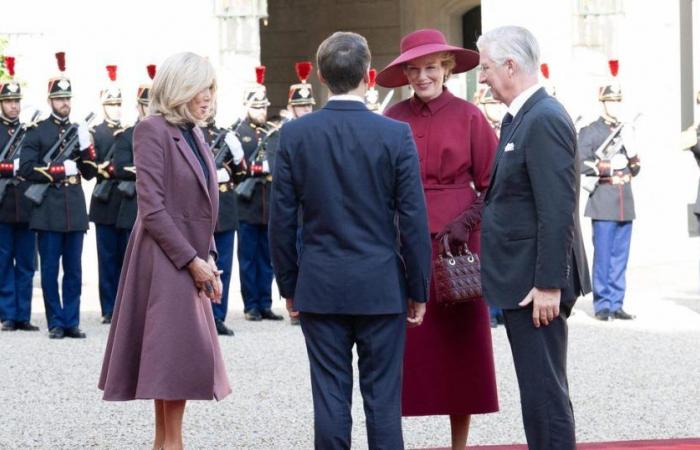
[599,59,622,102]
[0,56,22,101]
[48,52,72,99]
[365,68,380,111]
[288,61,315,106]
[243,66,270,108]
[137,64,156,106]
[100,65,122,105]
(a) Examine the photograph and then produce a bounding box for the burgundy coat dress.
[385,88,498,416]
[98,115,231,401]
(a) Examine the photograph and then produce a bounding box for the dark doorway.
[462,5,482,101]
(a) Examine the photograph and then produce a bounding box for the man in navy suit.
[477,26,591,450]
[269,31,431,450]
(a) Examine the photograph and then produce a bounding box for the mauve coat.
[98,115,231,401]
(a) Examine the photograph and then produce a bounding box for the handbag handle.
[441,234,476,264]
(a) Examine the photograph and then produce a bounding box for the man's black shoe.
[244,310,262,321]
[1,320,17,331]
[101,314,112,324]
[64,327,86,338]
[49,327,65,339]
[215,319,235,336]
[16,322,39,331]
[260,309,283,321]
[594,309,611,321]
[613,309,636,320]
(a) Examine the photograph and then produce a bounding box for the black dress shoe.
[101,314,112,324]
[595,309,611,321]
[613,309,636,320]
[49,327,65,339]
[16,322,39,331]
[244,310,262,321]
[215,319,235,336]
[64,327,86,338]
[1,320,17,331]
[260,309,283,321]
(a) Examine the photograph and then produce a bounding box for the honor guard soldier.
[237,66,283,321]
[579,59,640,322]
[89,64,126,324]
[19,52,98,339]
[365,68,380,112]
[0,56,39,332]
[111,65,155,241]
[201,111,246,335]
[287,61,315,119]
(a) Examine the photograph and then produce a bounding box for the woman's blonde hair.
[403,51,457,82]
[149,52,217,126]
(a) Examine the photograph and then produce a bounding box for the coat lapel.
[172,127,211,208]
[193,127,218,220]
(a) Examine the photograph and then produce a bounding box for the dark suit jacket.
[481,88,591,309]
[269,100,432,315]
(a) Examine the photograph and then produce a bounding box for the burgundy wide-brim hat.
[377,28,480,88]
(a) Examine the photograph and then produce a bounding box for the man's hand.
[224,131,245,164]
[63,160,79,176]
[77,121,91,150]
[406,299,426,328]
[285,298,299,319]
[519,287,561,328]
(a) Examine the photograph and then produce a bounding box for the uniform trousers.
[37,231,84,330]
[0,223,36,323]
[300,312,406,450]
[212,229,235,321]
[237,221,273,313]
[591,220,633,313]
[503,305,575,450]
[95,224,130,318]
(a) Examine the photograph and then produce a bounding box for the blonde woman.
[99,52,231,450]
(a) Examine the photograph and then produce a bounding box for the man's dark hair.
[316,32,371,95]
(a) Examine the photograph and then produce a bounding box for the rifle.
[234,125,278,200]
[210,118,244,168]
[91,141,119,202]
[0,111,42,202]
[24,112,95,205]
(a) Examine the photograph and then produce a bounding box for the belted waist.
[599,174,631,185]
[55,175,81,186]
[423,182,472,191]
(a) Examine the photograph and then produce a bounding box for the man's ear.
[317,70,326,85]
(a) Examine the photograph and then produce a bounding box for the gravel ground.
[1,254,699,449]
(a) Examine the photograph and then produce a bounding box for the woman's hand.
[207,256,224,304]
[187,257,218,300]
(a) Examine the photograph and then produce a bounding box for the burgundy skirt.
[401,232,499,416]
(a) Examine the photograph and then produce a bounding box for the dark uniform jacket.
[19,115,97,232]
[202,124,238,232]
[236,118,279,225]
[112,126,137,230]
[691,126,700,216]
[89,120,124,225]
[579,117,641,222]
[0,117,33,224]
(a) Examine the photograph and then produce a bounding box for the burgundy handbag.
[432,234,482,305]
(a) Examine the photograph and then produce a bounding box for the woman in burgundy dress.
[378,29,498,448]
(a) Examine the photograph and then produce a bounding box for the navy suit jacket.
[269,100,431,315]
[481,88,591,310]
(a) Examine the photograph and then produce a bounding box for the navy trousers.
[213,229,235,321]
[0,223,36,323]
[95,224,130,318]
[237,221,273,313]
[503,305,575,450]
[591,220,633,313]
[37,231,84,330]
[300,312,406,450]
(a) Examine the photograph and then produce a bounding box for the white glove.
[216,168,230,183]
[262,160,270,174]
[224,132,245,165]
[620,126,637,157]
[64,160,79,176]
[13,158,19,175]
[610,153,628,171]
[77,121,91,150]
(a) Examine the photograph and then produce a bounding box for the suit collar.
[507,83,541,118]
[169,122,214,209]
[323,100,369,111]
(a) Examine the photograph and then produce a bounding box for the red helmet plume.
[147,64,156,80]
[4,56,16,77]
[295,61,312,83]
[368,68,377,88]
[540,63,550,79]
[55,52,66,72]
[608,59,619,77]
[255,66,266,85]
[106,65,117,82]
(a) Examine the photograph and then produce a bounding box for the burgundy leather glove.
[436,196,484,250]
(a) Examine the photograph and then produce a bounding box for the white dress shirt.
[507,83,542,119]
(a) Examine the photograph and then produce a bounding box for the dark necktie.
[501,112,514,130]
